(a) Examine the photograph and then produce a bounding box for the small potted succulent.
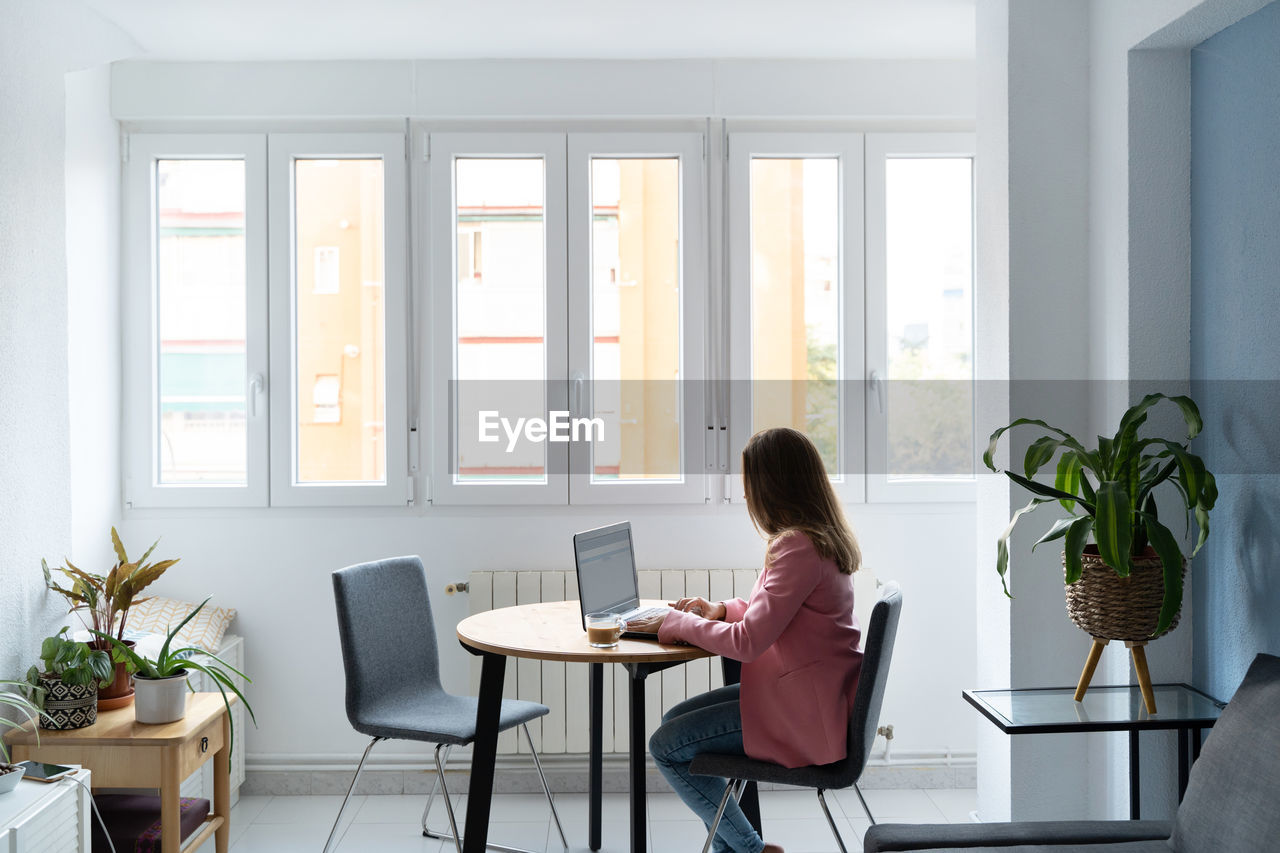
[24,629,113,730]
[43,528,179,709]
[93,598,255,764]
[0,680,47,794]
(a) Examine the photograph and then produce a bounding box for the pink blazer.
[658,531,863,768]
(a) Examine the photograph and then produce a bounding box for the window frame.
[566,132,708,505]
[123,133,269,508]
[427,132,570,506]
[266,132,410,507]
[864,132,977,503]
[725,131,868,505]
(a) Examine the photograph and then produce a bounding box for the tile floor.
[221,787,976,853]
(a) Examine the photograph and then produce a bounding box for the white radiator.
[466,568,880,756]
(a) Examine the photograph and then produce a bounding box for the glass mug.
[586,613,623,648]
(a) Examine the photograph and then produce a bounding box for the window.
[125,135,268,508]
[728,131,975,504]
[125,125,971,510]
[728,133,866,503]
[268,134,408,506]
[124,132,407,508]
[428,132,706,505]
[568,134,706,504]
[865,133,975,501]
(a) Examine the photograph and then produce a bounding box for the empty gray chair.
[326,556,567,853]
[689,583,903,853]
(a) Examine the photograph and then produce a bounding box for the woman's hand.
[669,597,726,621]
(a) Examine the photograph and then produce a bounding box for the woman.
[627,427,864,853]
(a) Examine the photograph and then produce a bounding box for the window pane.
[156,159,247,484]
[293,159,387,484]
[454,158,546,482]
[749,158,840,474]
[590,158,682,482]
[884,157,974,479]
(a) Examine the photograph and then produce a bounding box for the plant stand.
[1075,637,1158,714]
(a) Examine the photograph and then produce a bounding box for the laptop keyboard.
[624,605,669,624]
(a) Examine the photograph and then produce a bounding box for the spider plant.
[0,681,47,762]
[91,598,255,767]
[984,392,1217,636]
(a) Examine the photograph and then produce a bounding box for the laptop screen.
[574,522,640,624]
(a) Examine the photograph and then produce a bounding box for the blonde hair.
[742,427,862,575]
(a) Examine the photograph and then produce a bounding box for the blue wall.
[1190,0,1280,702]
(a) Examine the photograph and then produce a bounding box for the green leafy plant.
[984,392,1217,636]
[92,598,256,766]
[43,527,179,646]
[24,628,114,703]
[0,681,47,761]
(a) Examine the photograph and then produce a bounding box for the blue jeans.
[649,684,765,853]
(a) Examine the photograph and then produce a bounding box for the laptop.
[573,521,670,640]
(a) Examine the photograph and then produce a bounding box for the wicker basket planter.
[37,674,98,730]
[1065,546,1185,642]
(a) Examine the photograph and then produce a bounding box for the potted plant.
[43,527,179,708]
[984,393,1217,713]
[23,628,114,730]
[92,598,255,764]
[0,680,48,794]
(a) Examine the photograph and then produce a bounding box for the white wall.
[66,63,124,571]
[974,0,1096,822]
[108,55,979,773]
[0,0,133,687]
[110,58,976,121]
[973,0,1273,823]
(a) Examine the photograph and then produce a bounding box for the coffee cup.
[586,613,623,648]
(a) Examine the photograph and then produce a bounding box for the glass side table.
[963,683,1226,820]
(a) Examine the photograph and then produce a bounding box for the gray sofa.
[863,653,1280,853]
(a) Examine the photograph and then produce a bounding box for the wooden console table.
[5,693,234,852]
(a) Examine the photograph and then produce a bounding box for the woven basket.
[1063,546,1185,642]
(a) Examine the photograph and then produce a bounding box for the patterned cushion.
[126,598,236,653]
[92,795,210,853]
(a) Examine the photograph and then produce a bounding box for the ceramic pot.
[38,675,97,730]
[0,764,25,795]
[94,638,136,707]
[134,671,189,724]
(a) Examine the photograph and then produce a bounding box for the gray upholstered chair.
[863,652,1280,853]
[325,556,568,853]
[689,582,903,853]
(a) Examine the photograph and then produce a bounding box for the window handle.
[572,371,585,417]
[248,372,265,418]
[869,370,885,414]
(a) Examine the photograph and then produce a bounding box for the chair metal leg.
[848,781,877,825]
[422,730,566,853]
[433,744,464,853]
[701,779,743,853]
[421,744,455,833]
[523,723,569,851]
[420,744,460,846]
[816,789,850,853]
[323,737,380,853]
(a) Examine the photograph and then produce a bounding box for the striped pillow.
[126,598,237,653]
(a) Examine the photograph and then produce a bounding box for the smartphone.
[16,761,76,783]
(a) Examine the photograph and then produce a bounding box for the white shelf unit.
[0,768,91,853]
